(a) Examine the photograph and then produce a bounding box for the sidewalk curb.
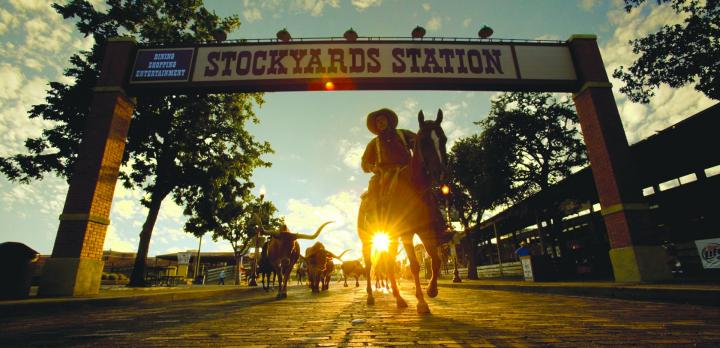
[438,282,720,306]
[0,287,255,315]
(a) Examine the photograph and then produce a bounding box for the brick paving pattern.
[2,282,719,347]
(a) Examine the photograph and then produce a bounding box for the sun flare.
[372,232,390,252]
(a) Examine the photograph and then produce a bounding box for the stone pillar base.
[38,258,104,297]
[609,246,672,282]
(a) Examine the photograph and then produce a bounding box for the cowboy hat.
[366,108,398,135]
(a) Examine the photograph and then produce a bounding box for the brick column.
[568,35,670,282]
[39,37,137,296]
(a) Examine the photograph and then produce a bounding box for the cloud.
[0,8,19,35]
[104,225,136,252]
[426,16,442,31]
[351,0,382,11]
[284,190,362,259]
[534,34,561,41]
[8,0,50,12]
[292,0,341,16]
[422,3,431,12]
[600,1,715,144]
[462,18,472,28]
[338,139,365,170]
[114,200,139,220]
[579,0,600,11]
[243,7,263,22]
[0,63,23,101]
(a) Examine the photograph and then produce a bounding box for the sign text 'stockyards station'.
[128,41,577,93]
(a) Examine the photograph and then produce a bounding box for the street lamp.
[441,185,462,283]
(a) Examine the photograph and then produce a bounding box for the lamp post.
[249,193,265,286]
[193,234,203,284]
[441,185,462,283]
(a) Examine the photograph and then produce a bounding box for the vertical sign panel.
[130,48,195,83]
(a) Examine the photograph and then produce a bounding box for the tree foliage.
[185,182,283,285]
[477,92,587,202]
[447,123,514,278]
[448,134,514,222]
[468,92,588,258]
[613,0,720,103]
[0,0,272,286]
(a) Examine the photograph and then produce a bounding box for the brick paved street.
[2,281,719,347]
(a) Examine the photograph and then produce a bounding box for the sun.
[372,232,390,252]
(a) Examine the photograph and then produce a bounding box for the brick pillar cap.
[567,34,597,42]
[108,36,137,43]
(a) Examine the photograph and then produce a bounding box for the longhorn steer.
[305,243,348,293]
[259,221,332,299]
[374,251,391,290]
[321,249,349,291]
[341,260,364,287]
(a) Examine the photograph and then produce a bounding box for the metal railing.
[205,265,237,284]
[139,36,565,47]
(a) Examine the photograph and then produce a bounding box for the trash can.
[0,242,40,300]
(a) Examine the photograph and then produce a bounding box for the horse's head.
[415,109,448,184]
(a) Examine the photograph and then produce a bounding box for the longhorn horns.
[295,221,334,240]
[329,249,351,261]
[254,215,333,240]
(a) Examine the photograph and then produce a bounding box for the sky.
[0,0,715,260]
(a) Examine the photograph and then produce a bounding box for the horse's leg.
[402,235,430,314]
[343,272,348,287]
[362,241,374,305]
[355,275,359,287]
[388,239,407,308]
[420,235,441,298]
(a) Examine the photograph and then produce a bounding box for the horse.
[358,109,449,314]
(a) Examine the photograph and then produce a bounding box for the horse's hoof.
[367,296,375,305]
[417,302,430,314]
[344,284,348,287]
[276,293,285,300]
[396,297,408,308]
[427,285,438,298]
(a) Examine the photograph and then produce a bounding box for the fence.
[205,265,238,284]
[457,261,524,279]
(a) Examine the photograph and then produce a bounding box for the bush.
[108,273,118,280]
[101,272,109,280]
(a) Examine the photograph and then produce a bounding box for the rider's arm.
[361,139,377,173]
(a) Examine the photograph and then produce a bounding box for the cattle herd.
[255,222,399,299]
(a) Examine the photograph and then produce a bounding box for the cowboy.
[361,108,416,224]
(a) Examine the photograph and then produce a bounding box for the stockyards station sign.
[127,40,579,94]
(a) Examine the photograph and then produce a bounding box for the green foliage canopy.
[477,92,588,203]
[613,0,720,103]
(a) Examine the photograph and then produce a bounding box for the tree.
[0,1,272,286]
[185,182,283,285]
[476,92,587,257]
[613,0,720,103]
[447,135,514,278]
